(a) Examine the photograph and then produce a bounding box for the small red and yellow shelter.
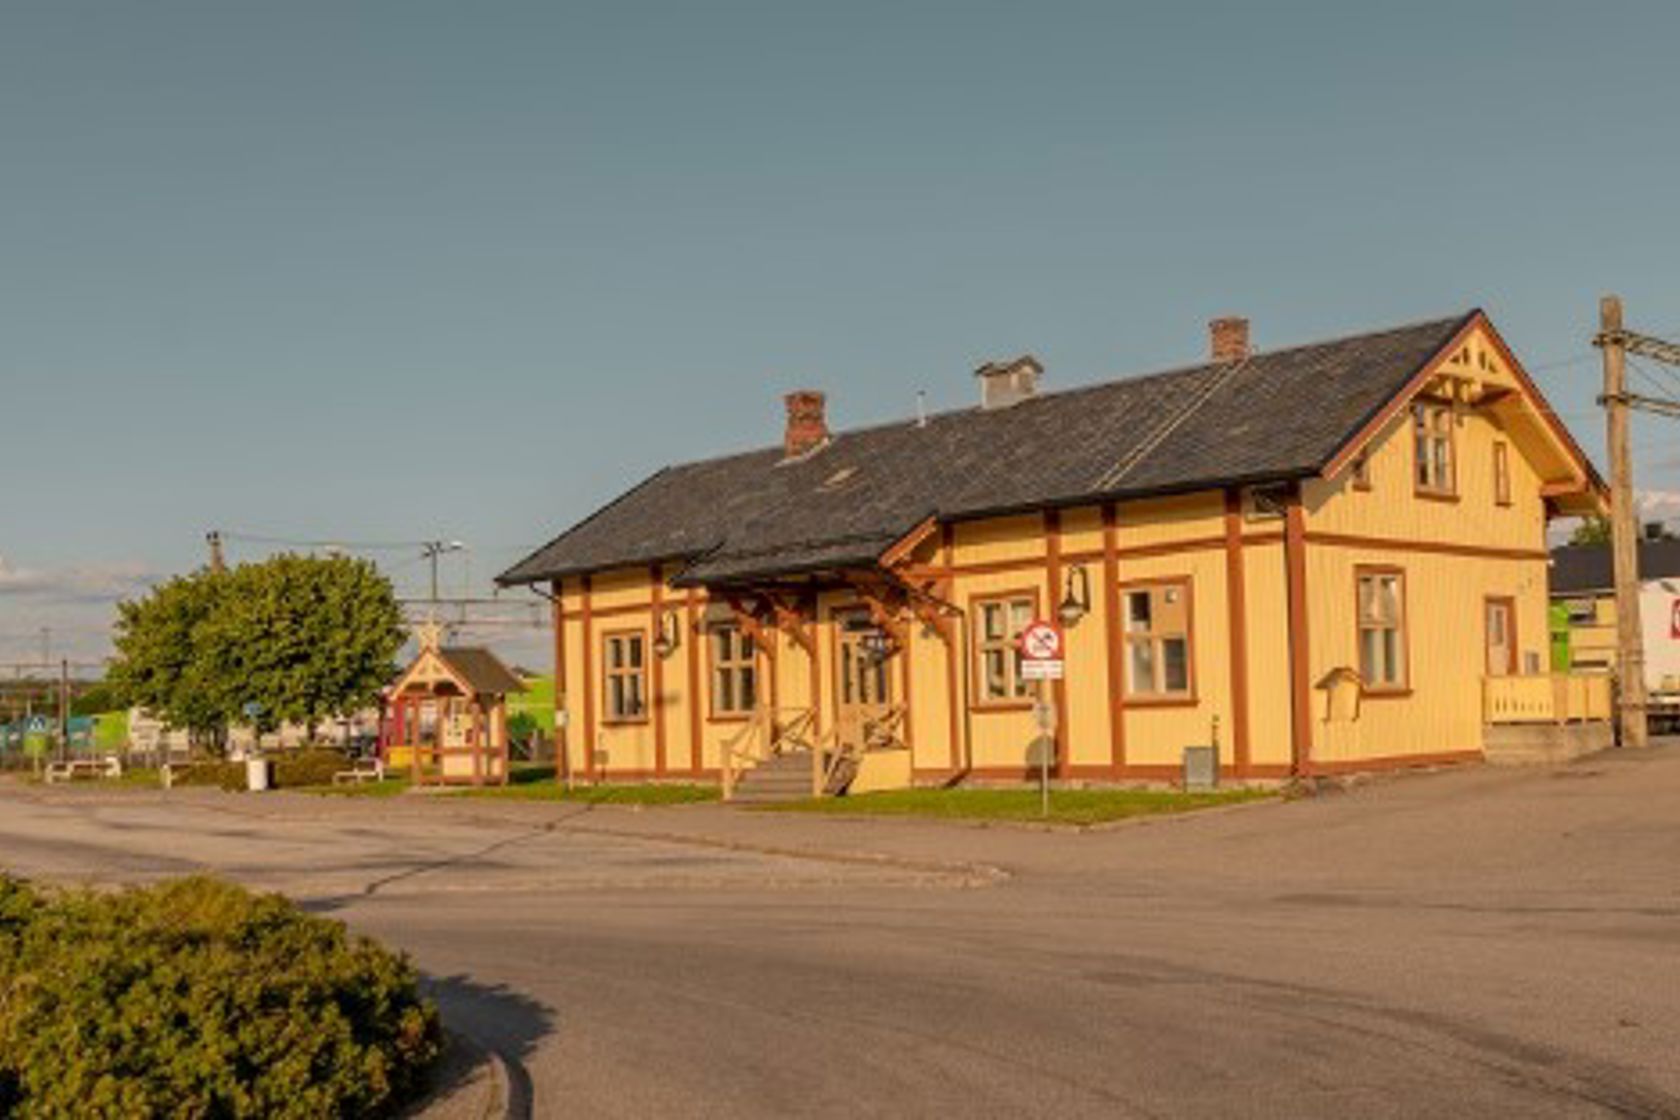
[383,624,524,786]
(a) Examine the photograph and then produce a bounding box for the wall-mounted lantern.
[652,609,682,659]
[1058,564,1092,628]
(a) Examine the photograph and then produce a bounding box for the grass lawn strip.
[296,778,719,805]
[448,782,719,805]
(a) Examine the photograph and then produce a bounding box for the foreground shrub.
[0,875,441,1118]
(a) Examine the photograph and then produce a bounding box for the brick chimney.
[974,355,1043,410]
[783,390,829,459]
[1209,316,1250,363]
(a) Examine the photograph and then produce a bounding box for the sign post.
[1019,620,1065,818]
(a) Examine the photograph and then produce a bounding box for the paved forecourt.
[2,747,1678,1118]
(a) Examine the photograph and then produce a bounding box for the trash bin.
[245,757,271,792]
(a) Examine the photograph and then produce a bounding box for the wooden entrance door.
[1485,598,1516,677]
[835,610,893,750]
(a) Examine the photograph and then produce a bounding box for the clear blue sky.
[3,2,1678,662]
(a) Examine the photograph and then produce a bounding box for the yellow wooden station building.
[499,310,1610,797]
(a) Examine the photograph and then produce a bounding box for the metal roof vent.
[975,355,1043,410]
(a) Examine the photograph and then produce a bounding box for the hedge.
[170,748,354,791]
[0,875,441,1118]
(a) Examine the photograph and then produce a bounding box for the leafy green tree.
[1568,516,1609,546]
[107,569,232,746]
[1570,514,1675,546]
[108,555,405,750]
[202,554,405,734]
[68,681,122,718]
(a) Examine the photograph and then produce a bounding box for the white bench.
[332,757,386,785]
[44,757,122,784]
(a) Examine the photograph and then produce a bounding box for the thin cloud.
[1637,489,1680,513]
[0,555,161,604]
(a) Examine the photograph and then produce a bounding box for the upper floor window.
[1356,569,1407,691]
[1350,449,1372,491]
[1493,441,1512,506]
[603,631,647,722]
[709,625,757,717]
[1413,403,1456,496]
[974,594,1035,703]
[1122,580,1193,699]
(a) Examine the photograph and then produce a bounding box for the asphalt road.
[2,747,1678,1119]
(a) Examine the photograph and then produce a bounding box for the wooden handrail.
[720,706,817,801]
[1483,672,1612,726]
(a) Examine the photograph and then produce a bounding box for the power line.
[217,530,436,552]
[1529,352,1598,373]
[1629,356,1680,402]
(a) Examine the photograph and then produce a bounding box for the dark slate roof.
[1550,540,1680,595]
[440,647,526,695]
[500,312,1476,588]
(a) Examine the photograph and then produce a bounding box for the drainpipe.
[954,609,976,787]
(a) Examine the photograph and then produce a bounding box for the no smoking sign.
[1019,620,1065,680]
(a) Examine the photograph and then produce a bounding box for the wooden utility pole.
[57,658,70,762]
[1599,295,1648,748]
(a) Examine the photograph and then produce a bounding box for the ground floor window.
[1121,580,1193,699]
[603,630,647,721]
[709,625,757,717]
[973,593,1035,702]
[1356,568,1407,691]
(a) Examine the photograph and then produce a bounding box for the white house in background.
[124,708,380,760]
[1550,537,1680,730]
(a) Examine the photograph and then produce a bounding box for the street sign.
[1019,619,1064,680]
[1031,697,1058,734]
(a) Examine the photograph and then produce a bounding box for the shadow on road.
[422,973,555,1119]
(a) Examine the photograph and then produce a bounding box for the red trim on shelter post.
[552,580,567,764]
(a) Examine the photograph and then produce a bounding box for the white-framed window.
[1122,580,1193,699]
[1413,402,1456,496]
[603,631,647,722]
[1356,569,1407,691]
[709,625,757,717]
[973,594,1035,703]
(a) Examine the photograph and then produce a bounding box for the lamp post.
[421,540,466,606]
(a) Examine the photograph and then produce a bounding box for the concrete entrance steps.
[731,750,815,804]
[1483,723,1613,766]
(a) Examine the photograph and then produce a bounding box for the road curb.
[408,1029,516,1120]
[558,818,1010,887]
